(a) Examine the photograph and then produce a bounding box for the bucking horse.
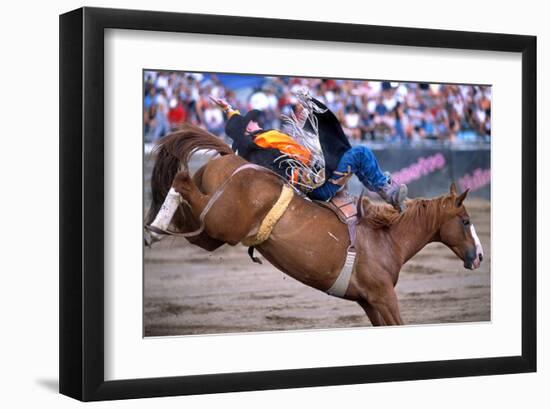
[145,124,484,326]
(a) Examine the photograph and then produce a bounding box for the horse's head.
[437,183,484,270]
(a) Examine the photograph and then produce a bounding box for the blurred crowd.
[144,71,491,145]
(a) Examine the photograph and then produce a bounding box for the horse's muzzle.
[464,247,482,270]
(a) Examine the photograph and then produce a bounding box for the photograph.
[54,4,538,403]
[143,71,491,336]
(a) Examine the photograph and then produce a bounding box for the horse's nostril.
[479,253,483,262]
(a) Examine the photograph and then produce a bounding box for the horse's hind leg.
[357,300,385,326]
[172,170,209,219]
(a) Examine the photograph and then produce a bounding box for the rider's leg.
[309,179,340,201]
[335,146,387,189]
[332,146,407,210]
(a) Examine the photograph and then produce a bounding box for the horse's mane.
[360,195,448,230]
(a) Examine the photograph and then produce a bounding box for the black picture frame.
[59,6,537,401]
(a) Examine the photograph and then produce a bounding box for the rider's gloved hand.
[209,96,231,112]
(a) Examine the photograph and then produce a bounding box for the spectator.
[167,97,187,129]
[143,70,491,146]
[203,102,225,135]
[343,104,362,140]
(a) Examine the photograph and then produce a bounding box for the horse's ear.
[450,182,457,196]
[455,189,469,207]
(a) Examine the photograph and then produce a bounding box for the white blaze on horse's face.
[470,224,484,270]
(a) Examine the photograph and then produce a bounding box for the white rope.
[277,90,328,192]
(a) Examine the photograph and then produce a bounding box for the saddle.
[315,190,359,249]
[316,191,358,224]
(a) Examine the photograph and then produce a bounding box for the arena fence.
[362,146,490,200]
[144,145,491,206]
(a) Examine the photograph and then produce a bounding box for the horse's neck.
[389,204,442,264]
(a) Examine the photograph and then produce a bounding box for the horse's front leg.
[357,300,385,326]
[355,265,404,326]
[367,284,404,325]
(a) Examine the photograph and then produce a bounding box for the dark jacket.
[225,112,291,180]
[303,99,352,181]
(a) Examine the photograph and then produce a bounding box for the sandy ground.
[144,199,490,336]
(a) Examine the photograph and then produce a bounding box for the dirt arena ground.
[144,198,490,336]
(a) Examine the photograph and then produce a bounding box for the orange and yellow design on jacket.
[253,130,312,165]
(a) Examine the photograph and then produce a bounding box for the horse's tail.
[145,124,233,225]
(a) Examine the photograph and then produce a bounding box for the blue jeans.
[309,146,388,201]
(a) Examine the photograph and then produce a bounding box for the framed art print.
[59,7,536,401]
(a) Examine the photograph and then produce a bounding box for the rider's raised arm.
[210,96,248,146]
[210,96,240,119]
[225,114,258,155]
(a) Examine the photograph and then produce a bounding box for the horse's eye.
[462,219,470,226]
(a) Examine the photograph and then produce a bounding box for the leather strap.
[326,249,356,298]
[145,162,300,239]
[145,163,267,238]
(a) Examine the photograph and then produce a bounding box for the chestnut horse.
[146,125,484,326]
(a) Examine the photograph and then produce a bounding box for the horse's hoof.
[144,230,153,247]
[144,228,163,247]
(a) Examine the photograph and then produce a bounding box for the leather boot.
[377,174,408,212]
